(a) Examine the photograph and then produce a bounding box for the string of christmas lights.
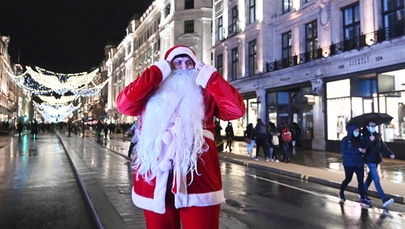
[8,65,108,122]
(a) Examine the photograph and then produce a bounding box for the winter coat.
[116,60,245,213]
[362,129,394,164]
[340,124,364,168]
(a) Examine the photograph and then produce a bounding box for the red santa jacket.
[116,60,245,213]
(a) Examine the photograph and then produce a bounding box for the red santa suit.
[116,46,245,224]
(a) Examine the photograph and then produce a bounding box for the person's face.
[367,122,377,133]
[171,56,195,70]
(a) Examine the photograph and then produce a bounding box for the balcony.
[266,22,405,72]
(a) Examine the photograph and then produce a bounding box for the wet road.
[220,162,405,229]
[0,134,96,229]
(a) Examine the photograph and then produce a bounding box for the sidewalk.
[221,141,405,204]
[57,132,405,228]
[105,133,405,204]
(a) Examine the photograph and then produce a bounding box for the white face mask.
[368,126,376,133]
[353,131,359,137]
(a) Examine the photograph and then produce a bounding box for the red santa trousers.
[143,188,220,229]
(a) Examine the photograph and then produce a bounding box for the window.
[248,40,256,75]
[282,31,292,67]
[382,0,405,39]
[231,48,238,80]
[248,0,256,24]
[164,4,171,18]
[216,54,223,75]
[342,3,361,50]
[184,20,194,33]
[185,0,194,9]
[305,20,318,61]
[283,0,292,14]
[217,17,223,41]
[229,6,238,35]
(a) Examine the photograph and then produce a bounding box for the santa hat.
[164,45,198,64]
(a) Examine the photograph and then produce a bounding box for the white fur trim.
[196,64,216,88]
[154,60,172,80]
[132,188,225,213]
[175,189,225,208]
[165,46,198,64]
[203,129,214,140]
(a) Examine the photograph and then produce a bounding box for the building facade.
[213,0,405,156]
[106,0,213,124]
[0,36,23,128]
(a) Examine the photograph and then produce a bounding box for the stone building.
[106,0,213,124]
[213,0,405,155]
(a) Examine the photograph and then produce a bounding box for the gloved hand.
[195,61,205,72]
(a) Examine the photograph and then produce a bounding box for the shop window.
[327,79,350,98]
[351,78,376,97]
[278,92,289,104]
[327,98,351,140]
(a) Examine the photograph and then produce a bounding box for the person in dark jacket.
[338,124,370,207]
[362,121,396,207]
[254,119,269,161]
[244,123,255,157]
[225,122,234,152]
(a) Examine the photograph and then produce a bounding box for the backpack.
[281,128,292,142]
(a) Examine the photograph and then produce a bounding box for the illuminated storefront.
[266,85,314,147]
[327,69,405,143]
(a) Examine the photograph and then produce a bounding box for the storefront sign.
[349,56,370,67]
[336,55,385,70]
[280,76,291,82]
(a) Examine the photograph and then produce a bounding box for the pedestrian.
[214,119,222,142]
[225,122,234,152]
[67,120,72,137]
[290,122,300,147]
[17,119,24,140]
[362,121,396,207]
[116,45,245,229]
[268,122,280,162]
[103,122,109,138]
[279,123,291,163]
[244,123,255,157]
[127,121,139,158]
[254,119,269,161]
[338,124,370,207]
[31,119,39,140]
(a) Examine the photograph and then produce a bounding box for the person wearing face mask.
[362,121,396,208]
[338,124,370,207]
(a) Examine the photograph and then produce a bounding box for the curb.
[219,155,405,204]
[56,132,104,229]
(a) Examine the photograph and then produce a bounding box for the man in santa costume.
[116,45,245,229]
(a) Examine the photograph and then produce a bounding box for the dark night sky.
[0,0,153,73]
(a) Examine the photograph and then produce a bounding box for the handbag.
[272,135,279,146]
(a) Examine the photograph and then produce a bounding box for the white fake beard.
[133,69,205,182]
